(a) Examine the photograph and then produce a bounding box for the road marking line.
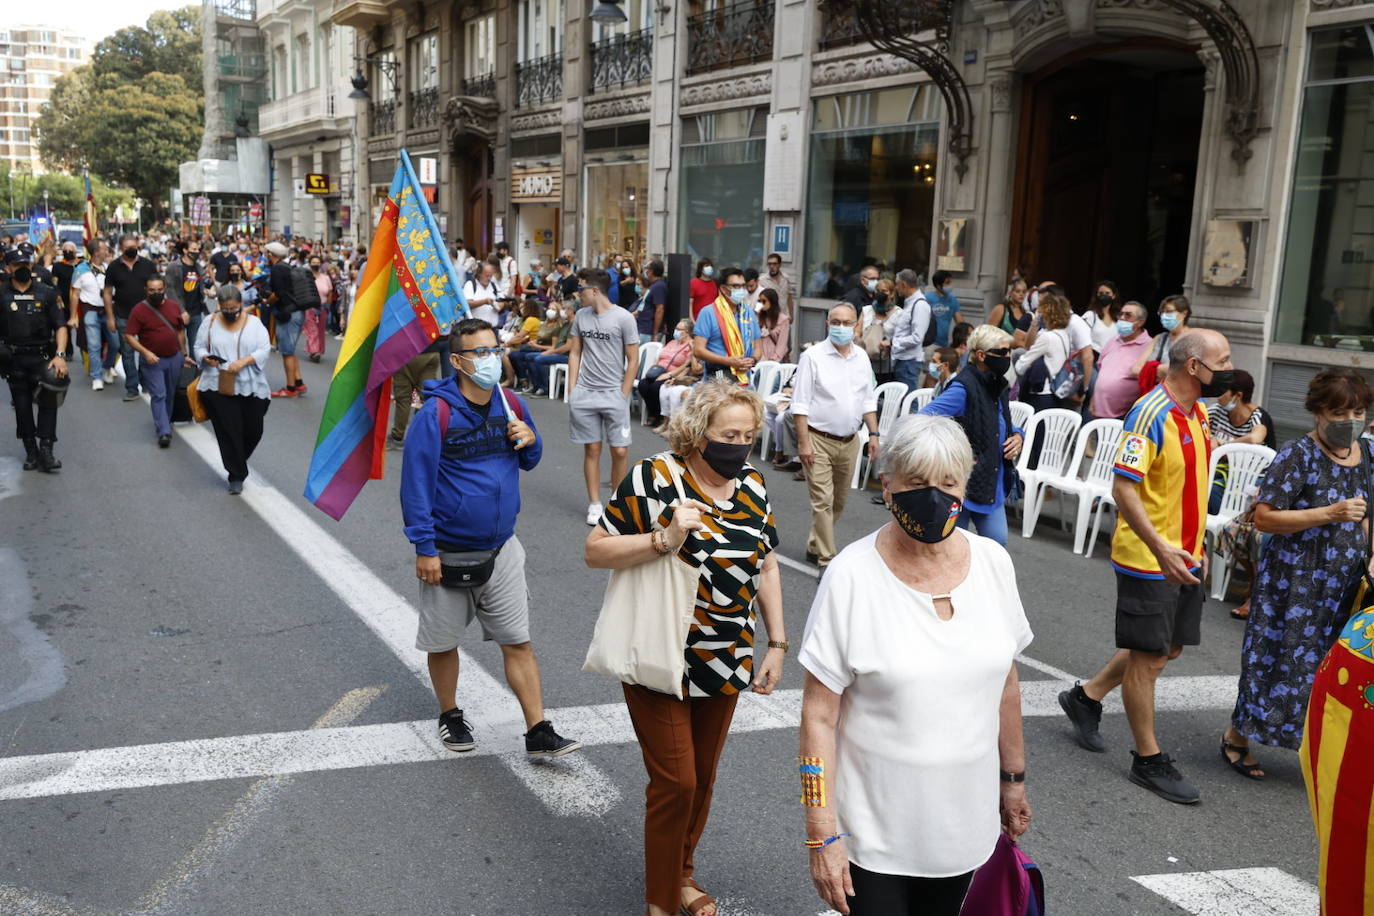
[171,419,620,818]
[775,553,820,578]
[134,686,386,915]
[1016,653,1080,682]
[1131,867,1318,915]
[0,676,1245,802]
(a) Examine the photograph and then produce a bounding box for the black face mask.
[1197,363,1235,399]
[874,295,890,312]
[147,292,165,306]
[12,266,31,284]
[700,440,752,479]
[1097,292,1113,304]
[983,353,1011,377]
[124,247,138,260]
[889,486,963,544]
[219,309,242,323]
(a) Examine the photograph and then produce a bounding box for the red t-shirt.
[125,299,185,357]
[689,278,718,319]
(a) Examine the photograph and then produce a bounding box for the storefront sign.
[935,218,969,273]
[512,167,561,204]
[772,224,791,254]
[418,157,438,185]
[305,173,330,195]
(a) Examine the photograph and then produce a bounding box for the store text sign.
[512,167,561,204]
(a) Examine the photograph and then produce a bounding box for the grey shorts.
[414,537,530,651]
[569,387,633,446]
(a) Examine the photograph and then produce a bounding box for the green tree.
[36,5,203,219]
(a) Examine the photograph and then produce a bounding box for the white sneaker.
[91,378,104,391]
[585,502,603,526]
[102,368,115,383]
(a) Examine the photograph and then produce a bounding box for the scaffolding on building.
[198,0,268,161]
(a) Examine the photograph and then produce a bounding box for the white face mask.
[545,308,558,320]
[675,329,689,340]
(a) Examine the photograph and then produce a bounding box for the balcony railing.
[818,3,866,50]
[462,72,495,98]
[409,86,440,128]
[258,85,341,135]
[370,97,396,135]
[686,0,774,75]
[516,52,563,107]
[590,28,653,93]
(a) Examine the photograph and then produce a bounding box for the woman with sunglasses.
[914,324,1024,546]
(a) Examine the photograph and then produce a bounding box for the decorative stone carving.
[680,73,770,107]
[584,94,651,122]
[443,95,499,143]
[510,110,562,133]
[989,76,1013,114]
[812,55,920,87]
[1015,0,1065,37]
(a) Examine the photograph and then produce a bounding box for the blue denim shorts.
[276,310,305,356]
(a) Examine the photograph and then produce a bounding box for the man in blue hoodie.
[401,317,580,759]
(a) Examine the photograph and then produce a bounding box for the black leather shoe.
[21,438,38,471]
[37,440,61,473]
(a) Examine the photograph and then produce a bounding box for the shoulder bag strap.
[143,301,180,336]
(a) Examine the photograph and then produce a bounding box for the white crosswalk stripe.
[1130,867,1318,915]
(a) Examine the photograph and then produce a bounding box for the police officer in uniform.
[0,246,68,472]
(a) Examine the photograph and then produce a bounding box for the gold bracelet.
[651,529,670,555]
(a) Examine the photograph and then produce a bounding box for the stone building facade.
[331,0,1374,428]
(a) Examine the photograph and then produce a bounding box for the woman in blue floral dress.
[1221,368,1373,779]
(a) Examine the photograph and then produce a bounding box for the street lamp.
[347,72,369,100]
[590,0,628,24]
[349,57,400,101]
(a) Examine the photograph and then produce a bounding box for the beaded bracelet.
[651,529,671,556]
[803,833,851,850]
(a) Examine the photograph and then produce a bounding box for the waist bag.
[438,544,502,589]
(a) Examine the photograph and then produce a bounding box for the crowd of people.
[2,226,1369,915]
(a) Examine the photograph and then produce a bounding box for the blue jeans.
[893,358,923,394]
[83,309,118,379]
[958,503,1008,546]
[275,310,305,356]
[140,352,184,436]
[186,313,205,357]
[509,345,541,384]
[531,352,568,392]
[115,317,140,395]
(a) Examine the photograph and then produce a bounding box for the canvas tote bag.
[583,452,701,699]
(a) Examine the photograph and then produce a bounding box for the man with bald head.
[789,302,879,568]
[1059,328,1233,805]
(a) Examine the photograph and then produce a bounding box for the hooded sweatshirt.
[400,375,541,556]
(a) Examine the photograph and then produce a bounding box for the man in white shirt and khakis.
[790,302,879,568]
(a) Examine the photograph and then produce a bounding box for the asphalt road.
[0,347,1320,916]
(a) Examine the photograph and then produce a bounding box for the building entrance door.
[1009,45,1204,310]
[460,145,494,255]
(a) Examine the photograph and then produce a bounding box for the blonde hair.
[664,378,764,456]
[1038,292,1071,330]
[966,324,1012,353]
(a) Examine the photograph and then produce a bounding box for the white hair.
[882,414,974,483]
[966,324,1012,354]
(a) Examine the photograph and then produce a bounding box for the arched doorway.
[1008,42,1205,309]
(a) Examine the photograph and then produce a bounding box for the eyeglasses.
[985,348,1010,357]
[455,347,508,358]
[726,283,747,290]
[576,285,598,292]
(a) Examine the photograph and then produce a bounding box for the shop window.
[586,161,649,267]
[678,108,767,268]
[1276,26,1374,349]
[804,86,940,295]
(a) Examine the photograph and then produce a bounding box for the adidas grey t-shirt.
[572,304,639,391]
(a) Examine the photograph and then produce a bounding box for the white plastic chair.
[756,363,798,457]
[1020,419,1124,553]
[550,363,569,401]
[752,360,783,397]
[900,387,935,415]
[1015,408,1083,538]
[637,342,663,380]
[1205,443,1277,599]
[1009,401,1034,432]
[852,382,909,488]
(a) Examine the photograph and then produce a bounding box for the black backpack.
[916,295,937,347]
[281,265,322,314]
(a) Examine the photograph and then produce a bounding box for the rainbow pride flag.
[303,150,467,520]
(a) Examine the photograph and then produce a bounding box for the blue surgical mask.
[864,279,878,292]
[635,283,644,296]
[1116,320,1135,338]
[463,353,503,390]
[675,329,689,340]
[829,325,854,346]
[942,284,953,295]
[623,266,633,277]
[927,364,942,380]
[702,266,714,278]
[730,288,748,305]
[1160,312,1181,331]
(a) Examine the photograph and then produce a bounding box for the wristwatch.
[999,769,1026,783]
[867,432,880,438]
[767,640,790,652]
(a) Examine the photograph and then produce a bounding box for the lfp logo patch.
[1119,434,1148,469]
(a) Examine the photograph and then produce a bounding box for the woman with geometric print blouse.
[585,378,787,916]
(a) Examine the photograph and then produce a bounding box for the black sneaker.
[1129,751,1201,805]
[158,434,172,448]
[524,720,580,759]
[1058,682,1106,752]
[438,708,475,752]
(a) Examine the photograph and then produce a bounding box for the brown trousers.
[804,430,859,563]
[622,684,739,913]
[391,351,441,438]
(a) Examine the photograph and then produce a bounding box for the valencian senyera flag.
[303,149,468,520]
[83,171,97,247]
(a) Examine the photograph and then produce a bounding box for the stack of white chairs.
[899,387,935,416]
[852,382,910,488]
[756,363,798,457]
[1205,443,1277,599]
[1019,418,1125,554]
[1015,409,1083,538]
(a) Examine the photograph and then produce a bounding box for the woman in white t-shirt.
[798,414,1033,916]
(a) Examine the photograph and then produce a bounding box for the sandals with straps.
[679,878,715,916]
[1220,736,1265,780]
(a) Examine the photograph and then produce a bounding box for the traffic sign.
[305,173,330,195]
